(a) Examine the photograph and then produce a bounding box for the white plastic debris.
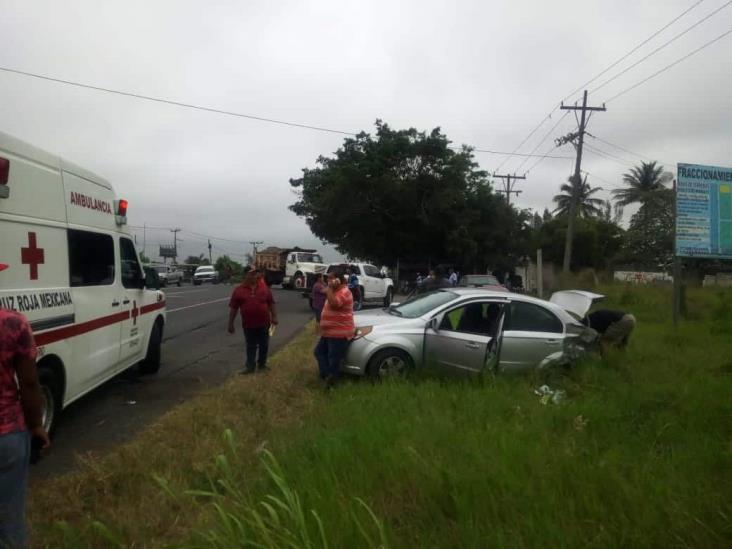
[534,385,566,405]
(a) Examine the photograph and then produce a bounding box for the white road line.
[163,289,210,296]
[167,297,229,313]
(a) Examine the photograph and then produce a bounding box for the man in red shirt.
[314,272,354,387]
[227,267,278,374]
[0,268,50,547]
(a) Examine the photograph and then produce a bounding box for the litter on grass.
[534,385,566,405]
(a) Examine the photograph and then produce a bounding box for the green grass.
[33,284,732,547]
[185,285,732,547]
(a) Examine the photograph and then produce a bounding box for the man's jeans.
[0,430,29,549]
[244,326,270,371]
[314,337,349,380]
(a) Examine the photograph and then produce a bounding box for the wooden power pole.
[557,90,606,274]
[492,173,526,206]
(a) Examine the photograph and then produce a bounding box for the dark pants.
[314,337,349,380]
[244,326,270,371]
[0,430,29,549]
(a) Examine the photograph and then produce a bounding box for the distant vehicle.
[151,263,183,287]
[0,130,166,434]
[458,274,507,291]
[255,246,326,289]
[193,265,219,285]
[325,262,395,310]
[342,289,602,379]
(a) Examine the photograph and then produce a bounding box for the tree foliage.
[613,161,673,207]
[214,255,244,276]
[552,175,604,218]
[290,121,530,270]
[615,189,674,269]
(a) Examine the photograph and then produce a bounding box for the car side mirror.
[429,317,439,332]
[145,269,160,290]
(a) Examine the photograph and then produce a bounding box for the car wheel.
[177,279,182,287]
[38,365,61,435]
[367,349,413,380]
[139,321,163,375]
[194,280,201,286]
[383,287,394,307]
[294,273,306,290]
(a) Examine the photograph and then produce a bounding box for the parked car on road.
[152,263,183,287]
[458,274,507,291]
[193,265,219,285]
[326,263,394,310]
[342,288,602,379]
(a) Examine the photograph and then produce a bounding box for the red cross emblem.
[131,300,139,325]
[21,232,45,280]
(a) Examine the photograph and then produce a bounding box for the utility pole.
[492,173,526,206]
[248,241,263,267]
[208,239,213,265]
[557,90,606,274]
[170,228,182,264]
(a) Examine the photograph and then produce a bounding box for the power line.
[512,111,571,173]
[587,134,674,167]
[583,143,636,167]
[0,64,577,165]
[604,27,732,103]
[589,0,732,96]
[0,65,356,136]
[562,0,707,103]
[467,147,572,159]
[496,0,706,173]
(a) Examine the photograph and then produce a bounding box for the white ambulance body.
[0,131,166,433]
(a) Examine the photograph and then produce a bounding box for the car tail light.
[0,157,9,185]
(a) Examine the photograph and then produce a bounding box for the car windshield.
[461,275,500,286]
[297,253,322,263]
[392,290,458,318]
[154,266,167,274]
[196,266,214,273]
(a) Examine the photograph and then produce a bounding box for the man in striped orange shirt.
[314,272,354,387]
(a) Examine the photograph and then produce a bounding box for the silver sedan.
[343,288,601,378]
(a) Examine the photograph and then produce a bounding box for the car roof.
[439,288,581,324]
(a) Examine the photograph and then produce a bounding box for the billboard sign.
[676,163,732,259]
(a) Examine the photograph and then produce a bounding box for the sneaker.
[239,368,255,375]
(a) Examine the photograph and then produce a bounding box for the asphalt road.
[32,283,313,479]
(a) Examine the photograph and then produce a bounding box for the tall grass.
[32,285,732,547]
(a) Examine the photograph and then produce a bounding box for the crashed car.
[342,288,602,378]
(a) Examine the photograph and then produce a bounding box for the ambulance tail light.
[114,199,128,225]
[0,157,9,199]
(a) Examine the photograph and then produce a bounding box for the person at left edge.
[0,261,51,549]
[227,267,278,374]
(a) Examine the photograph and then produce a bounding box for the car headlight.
[353,326,373,340]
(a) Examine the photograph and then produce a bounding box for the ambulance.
[0,131,166,434]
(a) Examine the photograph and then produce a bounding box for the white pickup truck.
[325,263,394,310]
[151,264,183,287]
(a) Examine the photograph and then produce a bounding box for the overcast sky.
[1,0,730,263]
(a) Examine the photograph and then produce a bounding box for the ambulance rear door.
[118,235,146,366]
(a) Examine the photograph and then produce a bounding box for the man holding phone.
[0,271,50,548]
[314,272,355,387]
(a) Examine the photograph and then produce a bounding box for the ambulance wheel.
[38,366,61,435]
[139,322,163,375]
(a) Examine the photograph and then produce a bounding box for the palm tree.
[552,175,604,218]
[613,161,673,207]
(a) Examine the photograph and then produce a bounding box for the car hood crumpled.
[549,290,604,318]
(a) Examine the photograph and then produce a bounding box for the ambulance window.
[120,238,143,289]
[68,230,115,286]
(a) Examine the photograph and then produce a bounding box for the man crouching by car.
[583,309,636,354]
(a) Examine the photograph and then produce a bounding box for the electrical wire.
[604,27,732,103]
[562,0,707,103]
[512,112,571,172]
[493,110,560,172]
[589,0,732,96]
[583,144,636,167]
[587,134,674,167]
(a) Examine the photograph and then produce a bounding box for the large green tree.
[552,175,604,218]
[615,190,674,269]
[290,121,529,270]
[613,161,673,207]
